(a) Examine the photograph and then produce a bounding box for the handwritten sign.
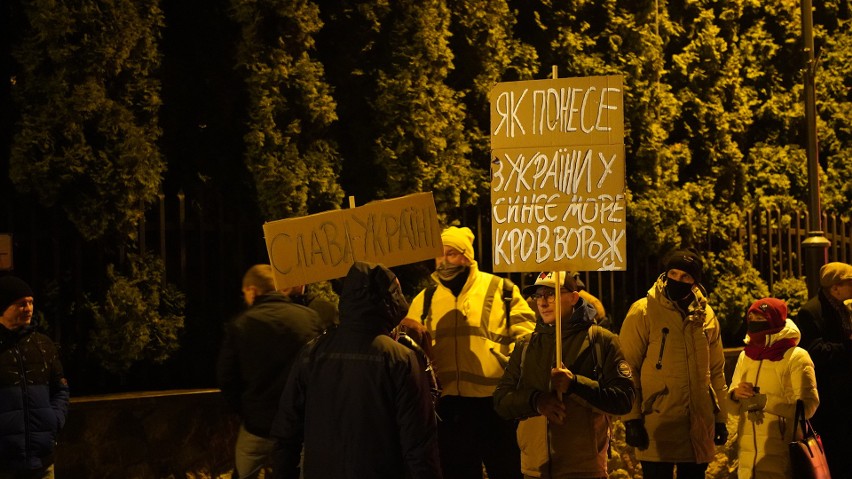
[490,75,626,272]
[0,234,11,271]
[264,192,443,289]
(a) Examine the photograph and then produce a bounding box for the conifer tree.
[230,0,343,220]
[316,0,476,220]
[445,0,537,200]
[8,0,185,374]
[10,0,166,241]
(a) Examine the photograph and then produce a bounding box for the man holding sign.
[494,272,634,479]
[402,226,535,479]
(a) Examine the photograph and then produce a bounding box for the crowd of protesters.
[2,227,850,479]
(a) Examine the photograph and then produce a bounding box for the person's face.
[0,296,34,330]
[666,268,696,284]
[829,279,852,302]
[441,245,470,266]
[533,287,579,324]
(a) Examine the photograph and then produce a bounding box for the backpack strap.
[502,278,515,326]
[517,332,535,388]
[420,284,438,323]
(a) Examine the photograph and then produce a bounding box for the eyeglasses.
[530,288,571,302]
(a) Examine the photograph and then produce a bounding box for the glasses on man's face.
[530,288,570,302]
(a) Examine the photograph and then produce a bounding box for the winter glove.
[713,422,728,445]
[624,419,649,450]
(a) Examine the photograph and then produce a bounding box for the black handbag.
[789,399,831,479]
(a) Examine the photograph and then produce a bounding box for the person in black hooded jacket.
[271,261,441,479]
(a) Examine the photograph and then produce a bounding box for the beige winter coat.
[619,275,728,464]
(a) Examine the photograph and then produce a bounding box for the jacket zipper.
[750,358,764,477]
[655,327,669,369]
[15,341,32,462]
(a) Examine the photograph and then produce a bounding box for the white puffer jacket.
[728,319,819,479]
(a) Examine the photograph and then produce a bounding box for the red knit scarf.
[744,333,796,361]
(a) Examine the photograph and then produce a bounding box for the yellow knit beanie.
[441,226,475,262]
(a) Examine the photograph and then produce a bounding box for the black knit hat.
[0,276,33,312]
[664,249,703,283]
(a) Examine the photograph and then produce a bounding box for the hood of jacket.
[647,273,709,319]
[743,318,801,346]
[339,261,409,334]
[533,297,597,337]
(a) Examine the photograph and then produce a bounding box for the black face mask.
[664,278,694,301]
[436,262,468,281]
[747,321,771,333]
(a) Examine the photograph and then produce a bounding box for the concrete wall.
[56,389,239,478]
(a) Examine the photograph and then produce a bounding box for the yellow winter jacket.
[619,275,728,464]
[405,261,535,397]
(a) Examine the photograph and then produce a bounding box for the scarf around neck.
[744,332,796,361]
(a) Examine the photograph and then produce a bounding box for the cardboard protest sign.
[264,192,443,289]
[490,75,626,272]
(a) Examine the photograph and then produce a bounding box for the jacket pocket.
[641,384,669,415]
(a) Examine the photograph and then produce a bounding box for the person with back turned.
[217,265,322,479]
[271,261,441,479]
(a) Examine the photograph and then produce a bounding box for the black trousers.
[640,461,708,479]
[437,396,521,479]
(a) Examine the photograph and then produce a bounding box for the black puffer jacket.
[794,290,852,433]
[216,292,322,436]
[272,262,441,479]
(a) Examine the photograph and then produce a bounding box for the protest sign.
[490,75,626,272]
[264,192,443,289]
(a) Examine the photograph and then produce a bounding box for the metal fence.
[7,194,852,319]
[738,208,851,290]
[488,207,852,328]
[3,192,851,389]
